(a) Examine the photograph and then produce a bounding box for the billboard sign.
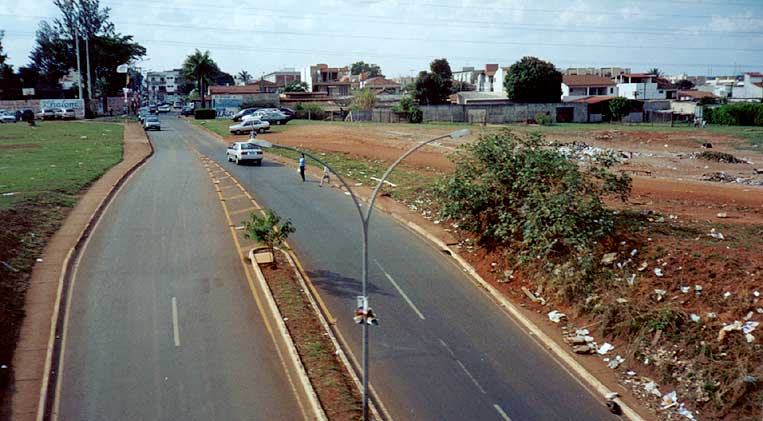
[212,95,242,118]
[40,98,86,118]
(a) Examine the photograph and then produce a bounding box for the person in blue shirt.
[298,153,306,182]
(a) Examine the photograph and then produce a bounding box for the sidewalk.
[10,122,153,420]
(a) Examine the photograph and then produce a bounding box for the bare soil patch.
[261,252,361,420]
[0,144,40,150]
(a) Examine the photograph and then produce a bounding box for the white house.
[145,70,183,103]
[731,72,763,102]
[561,75,617,101]
[453,64,508,96]
[697,77,736,99]
[614,73,676,100]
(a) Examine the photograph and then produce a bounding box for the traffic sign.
[116,64,129,73]
[22,88,34,96]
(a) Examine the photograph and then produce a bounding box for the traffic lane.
[58,119,302,420]
[179,119,615,420]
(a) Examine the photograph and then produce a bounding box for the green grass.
[0,121,124,208]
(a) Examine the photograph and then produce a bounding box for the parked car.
[55,108,76,120]
[229,119,270,135]
[158,104,171,113]
[256,111,291,125]
[37,108,57,120]
[226,142,263,165]
[180,106,194,116]
[143,115,161,131]
[231,108,258,122]
[0,112,17,123]
[279,107,296,118]
[138,111,149,123]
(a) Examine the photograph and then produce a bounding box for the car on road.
[0,112,17,123]
[149,104,158,114]
[158,104,171,113]
[180,105,194,116]
[229,119,270,135]
[138,111,149,123]
[143,115,161,131]
[231,107,258,122]
[226,142,263,165]
[37,108,57,120]
[55,108,76,120]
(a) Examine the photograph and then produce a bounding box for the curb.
[280,249,390,421]
[248,249,327,421]
[36,123,155,421]
[387,213,646,421]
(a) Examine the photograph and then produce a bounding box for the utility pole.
[85,35,93,100]
[74,27,84,100]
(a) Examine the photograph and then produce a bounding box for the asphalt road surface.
[56,117,305,420]
[177,117,618,421]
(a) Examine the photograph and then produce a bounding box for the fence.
[347,109,407,123]
[420,103,589,124]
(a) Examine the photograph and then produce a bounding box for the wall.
[670,101,699,116]
[617,82,665,100]
[0,98,85,118]
[420,103,588,124]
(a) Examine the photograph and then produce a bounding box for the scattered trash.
[626,370,636,376]
[597,342,614,355]
[607,355,625,369]
[601,252,617,265]
[708,228,724,240]
[654,289,667,301]
[283,317,288,321]
[522,287,546,304]
[654,268,664,277]
[575,328,589,336]
[690,314,701,323]
[717,212,728,218]
[630,249,638,257]
[1,192,15,196]
[644,381,661,397]
[1,261,18,272]
[695,285,703,294]
[344,192,351,196]
[234,225,245,230]
[680,286,690,294]
[744,375,757,384]
[36,258,43,263]
[754,290,761,297]
[723,291,732,299]
[661,390,678,409]
[707,312,717,319]
[615,297,628,304]
[80,135,87,139]
[0,365,7,369]
[572,345,592,354]
[548,310,566,323]
[677,403,695,419]
[637,262,648,272]
[627,274,636,286]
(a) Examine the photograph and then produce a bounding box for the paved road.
[178,117,617,421]
[56,118,305,420]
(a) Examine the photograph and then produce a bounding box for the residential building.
[144,70,184,103]
[452,64,504,94]
[561,75,617,101]
[263,68,301,87]
[565,67,631,77]
[731,72,763,102]
[697,77,736,98]
[676,90,719,102]
[360,77,401,94]
[244,79,279,93]
[301,64,351,96]
[453,66,479,87]
[614,73,677,100]
[449,91,510,105]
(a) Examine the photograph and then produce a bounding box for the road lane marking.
[438,338,487,394]
[494,404,513,421]
[171,297,181,347]
[373,259,425,320]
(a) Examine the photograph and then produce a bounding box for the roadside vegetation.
[0,121,123,413]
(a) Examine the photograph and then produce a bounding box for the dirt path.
[9,122,152,421]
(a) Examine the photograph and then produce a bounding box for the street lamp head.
[250,139,273,148]
[448,128,471,139]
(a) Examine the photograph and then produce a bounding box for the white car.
[226,142,263,165]
[37,108,57,120]
[229,119,270,135]
[158,104,171,113]
[143,115,161,131]
[55,108,76,120]
[0,112,17,123]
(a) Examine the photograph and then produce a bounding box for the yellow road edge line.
[203,161,312,421]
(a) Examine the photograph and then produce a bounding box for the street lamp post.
[252,128,470,421]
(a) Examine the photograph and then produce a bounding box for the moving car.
[226,142,263,165]
[0,112,17,123]
[143,115,161,131]
[231,107,258,122]
[55,108,76,120]
[180,105,193,116]
[229,119,270,135]
[158,104,171,113]
[37,108,57,120]
[149,104,158,114]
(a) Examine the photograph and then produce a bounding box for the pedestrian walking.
[298,153,306,182]
[320,165,330,187]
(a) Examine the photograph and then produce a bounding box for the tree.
[0,31,19,99]
[244,209,295,268]
[503,56,562,103]
[351,88,377,111]
[608,97,629,122]
[414,58,454,105]
[392,95,423,123]
[350,61,381,77]
[237,70,252,84]
[676,79,694,90]
[181,49,219,107]
[451,80,475,92]
[648,68,662,77]
[29,0,146,100]
[284,80,308,92]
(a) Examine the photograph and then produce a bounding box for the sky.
[1,0,763,79]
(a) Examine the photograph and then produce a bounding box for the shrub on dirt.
[350,88,377,111]
[534,112,552,126]
[193,108,216,120]
[436,130,631,263]
[697,150,745,163]
[705,103,763,126]
[294,103,325,120]
[244,209,295,268]
[392,95,423,123]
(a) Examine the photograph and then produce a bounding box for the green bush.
[393,95,423,124]
[294,103,325,120]
[704,103,763,126]
[534,112,552,126]
[437,130,631,261]
[194,108,217,120]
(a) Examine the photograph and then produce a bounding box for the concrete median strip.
[11,122,154,421]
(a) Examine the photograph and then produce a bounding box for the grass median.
[0,120,124,414]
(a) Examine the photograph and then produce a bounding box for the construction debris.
[547,310,566,323]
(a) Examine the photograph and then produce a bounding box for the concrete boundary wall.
[421,103,588,124]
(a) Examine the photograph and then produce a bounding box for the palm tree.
[237,70,252,85]
[647,67,662,77]
[182,49,216,107]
